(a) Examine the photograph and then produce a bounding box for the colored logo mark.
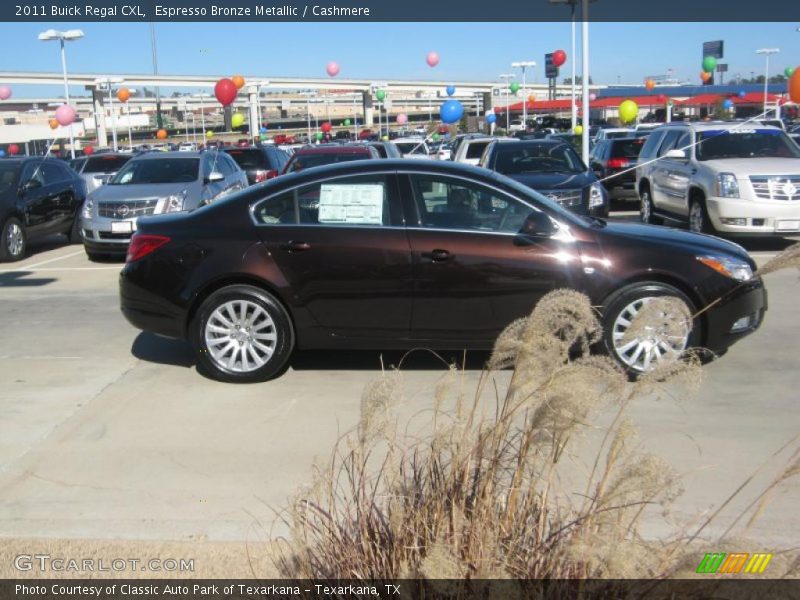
[696,552,772,574]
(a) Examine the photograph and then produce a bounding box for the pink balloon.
[55,104,76,126]
[0,86,10,100]
[426,52,440,68]
[396,113,408,125]
[326,62,340,77]
[589,93,597,101]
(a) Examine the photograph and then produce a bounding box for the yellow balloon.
[231,112,245,128]
[618,99,639,124]
[574,125,583,135]
[206,130,214,138]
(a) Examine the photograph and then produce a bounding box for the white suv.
[636,122,800,236]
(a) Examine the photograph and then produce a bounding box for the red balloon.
[83,146,94,156]
[8,144,19,155]
[321,122,332,133]
[552,49,567,68]
[214,78,238,107]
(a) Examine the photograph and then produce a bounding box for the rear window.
[286,151,370,173]
[610,138,646,159]
[225,149,268,169]
[84,155,130,173]
[395,142,428,156]
[466,140,491,159]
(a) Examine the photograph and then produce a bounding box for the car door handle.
[421,249,452,262]
[280,241,311,252]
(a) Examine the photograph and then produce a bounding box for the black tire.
[191,285,294,383]
[66,212,82,244]
[639,187,663,225]
[602,282,700,375]
[0,216,27,262]
[688,195,716,235]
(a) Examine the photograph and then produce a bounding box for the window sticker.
[318,183,384,224]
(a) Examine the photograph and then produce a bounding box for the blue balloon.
[0,150,5,158]
[486,113,497,124]
[440,99,464,124]
[722,99,734,110]
[446,85,456,96]
[260,126,267,133]
[738,90,746,98]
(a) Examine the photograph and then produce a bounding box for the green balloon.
[259,133,268,141]
[432,133,441,141]
[785,67,795,78]
[375,89,386,102]
[315,132,323,141]
[509,82,520,94]
[344,119,351,126]
[702,55,717,73]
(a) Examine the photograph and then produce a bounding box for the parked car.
[222,145,290,185]
[358,129,375,141]
[480,139,609,217]
[178,142,197,152]
[508,119,527,133]
[363,141,403,159]
[394,138,432,159]
[81,151,247,260]
[590,137,647,200]
[120,159,766,382]
[282,145,380,174]
[70,153,132,194]
[452,136,497,166]
[636,121,800,235]
[594,128,635,142]
[0,157,87,261]
[430,140,452,161]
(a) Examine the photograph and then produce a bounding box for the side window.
[656,130,682,157]
[254,174,395,227]
[21,162,45,186]
[216,155,235,176]
[201,154,216,178]
[639,131,665,160]
[410,175,532,234]
[673,131,692,157]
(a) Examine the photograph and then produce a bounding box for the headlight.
[589,182,605,207]
[158,191,187,214]
[715,173,740,198]
[697,255,753,281]
[81,198,93,220]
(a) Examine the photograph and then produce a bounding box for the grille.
[541,188,583,208]
[98,199,158,219]
[749,176,800,201]
[98,231,134,240]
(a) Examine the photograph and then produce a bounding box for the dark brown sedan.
[119,159,766,383]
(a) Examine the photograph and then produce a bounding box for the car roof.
[393,137,427,143]
[294,145,374,155]
[132,151,203,160]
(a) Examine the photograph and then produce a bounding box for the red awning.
[496,94,671,113]
[675,91,783,106]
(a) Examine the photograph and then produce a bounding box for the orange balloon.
[700,71,711,82]
[156,129,168,140]
[528,95,536,104]
[116,87,131,103]
[645,79,655,91]
[49,118,59,130]
[231,75,245,90]
[789,67,800,104]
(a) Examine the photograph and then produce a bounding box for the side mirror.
[664,148,687,160]
[19,178,41,195]
[205,171,224,184]
[521,211,558,237]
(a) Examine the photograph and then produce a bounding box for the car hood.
[597,221,751,262]
[89,182,193,201]
[701,157,800,176]
[506,171,595,190]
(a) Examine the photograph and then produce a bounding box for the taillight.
[607,158,630,169]
[254,170,268,183]
[126,234,171,263]
[266,169,279,180]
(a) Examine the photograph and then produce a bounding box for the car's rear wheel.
[639,188,662,225]
[0,217,26,262]
[603,282,699,374]
[192,285,294,383]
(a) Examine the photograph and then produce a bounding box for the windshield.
[493,143,586,174]
[287,152,368,172]
[0,164,20,195]
[395,142,428,155]
[84,155,131,174]
[696,129,800,161]
[110,158,200,184]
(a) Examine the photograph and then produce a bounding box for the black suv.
[0,157,87,261]
[590,137,646,201]
[222,146,291,185]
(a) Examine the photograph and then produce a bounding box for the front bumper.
[706,195,800,235]
[702,276,767,354]
[81,213,138,253]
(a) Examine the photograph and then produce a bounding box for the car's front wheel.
[0,216,27,262]
[192,285,294,383]
[689,196,716,235]
[602,282,699,374]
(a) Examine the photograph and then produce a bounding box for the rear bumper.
[119,269,185,339]
[703,277,767,354]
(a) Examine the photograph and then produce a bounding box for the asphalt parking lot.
[0,221,798,549]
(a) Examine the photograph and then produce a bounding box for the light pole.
[548,0,578,133]
[499,74,515,131]
[94,77,123,151]
[581,0,590,164]
[756,48,780,116]
[196,92,210,140]
[511,61,536,129]
[38,29,84,159]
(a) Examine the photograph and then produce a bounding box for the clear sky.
[1,21,799,97]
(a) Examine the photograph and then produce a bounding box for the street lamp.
[38,28,84,159]
[498,73,515,130]
[756,48,780,116]
[94,77,123,151]
[511,61,536,129]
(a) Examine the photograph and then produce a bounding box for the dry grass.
[274,290,799,582]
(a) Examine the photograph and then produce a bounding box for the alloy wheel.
[6,222,23,258]
[640,192,652,223]
[204,300,278,373]
[689,201,704,233]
